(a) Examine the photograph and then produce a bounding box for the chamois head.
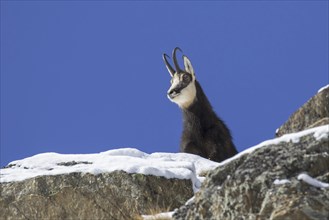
[163,47,197,109]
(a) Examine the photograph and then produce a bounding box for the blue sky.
[1,1,328,167]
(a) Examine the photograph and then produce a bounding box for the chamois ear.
[183,56,195,76]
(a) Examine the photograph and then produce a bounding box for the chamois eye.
[183,74,190,82]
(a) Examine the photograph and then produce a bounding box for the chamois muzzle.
[168,88,180,99]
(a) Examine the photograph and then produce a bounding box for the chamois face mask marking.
[163,48,197,108]
[167,72,196,108]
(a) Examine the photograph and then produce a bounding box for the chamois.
[163,47,237,162]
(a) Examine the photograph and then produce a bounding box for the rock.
[173,84,329,220]
[0,149,217,219]
[276,86,329,137]
[2,86,329,220]
[0,171,193,219]
[173,126,329,220]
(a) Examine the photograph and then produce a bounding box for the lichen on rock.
[0,171,193,219]
[173,85,329,220]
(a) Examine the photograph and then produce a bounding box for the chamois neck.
[182,81,218,127]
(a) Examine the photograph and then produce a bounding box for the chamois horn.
[173,47,183,73]
[163,54,175,76]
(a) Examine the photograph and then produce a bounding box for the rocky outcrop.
[173,126,329,219]
[276,85,329,137]
[0,171,193,219]
[173,85,329,220]
[0,149,217,220]
[1,86,328,220]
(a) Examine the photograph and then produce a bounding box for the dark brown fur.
[180,81,237,162]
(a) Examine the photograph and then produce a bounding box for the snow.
[274,179,291,185]
[185,196,195,205]
[141,196,194,219]
[314,125,329,140]
[218,124,329,167]
[1,124,328,193]
[297,173,329,188]
[274,173,329,188]
[0,148,218,193]
[275,128,279,134]
[318,84,329,93]
[142,211,174,220]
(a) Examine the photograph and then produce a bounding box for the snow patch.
[102,148,148,158]
[274,179,291,185]
[142,211,174,220]
[0,148,218,193]
[297,173,329,188]
[314,125,329,140]
[141,196,194,219]
[275,128,279,134]
[185,196,195,205]
[1,125,327,193]
[318,84,329,93]
[218,124,329,167]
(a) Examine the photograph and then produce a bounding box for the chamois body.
[163,47,237,162]
[181,81,237,162]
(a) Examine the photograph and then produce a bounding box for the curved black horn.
[172,47,183,73]
[163,53,175,76]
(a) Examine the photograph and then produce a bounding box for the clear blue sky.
[1,1,328,167]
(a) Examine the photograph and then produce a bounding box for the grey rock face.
[276,86,329,137]
[173,130,329,220]
[173,86,329,220]
[0,171,193,220]
[2,86,328,220]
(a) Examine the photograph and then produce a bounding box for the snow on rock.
[318,84,329,93]
[314,125,329,140]
[297,173,329,188]
[0,148,218,192]
[219,124,329,167]
[1,125,327,191]
[142,211,174,220]
[273,179,291,185]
